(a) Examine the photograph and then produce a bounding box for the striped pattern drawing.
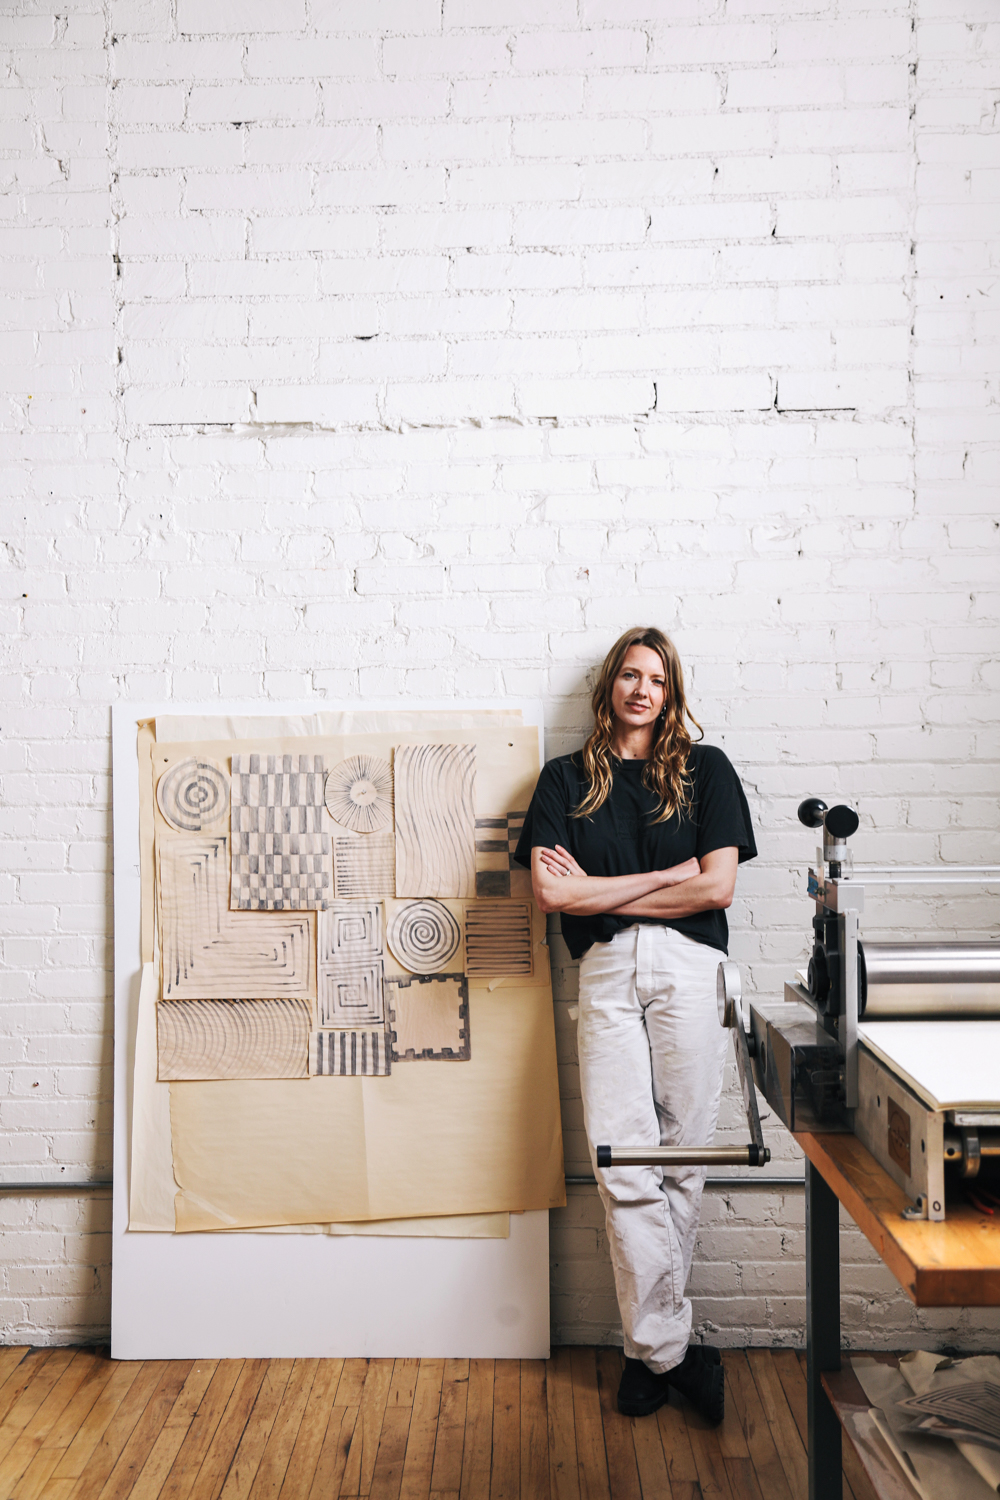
[387,900,461,975]
[158,836,314,1000]
[156,997,311,1080]
[231,753,331,911]
[393,743,476,899]
[156,757,230,833]
[465,902,534,977]
[474,811,527,898]
[311,1029,391,1077]
[325,754,393,834]
[334,833,396,899]
[386,973,470,1062]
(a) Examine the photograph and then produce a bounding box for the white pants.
[578,923,730,1372]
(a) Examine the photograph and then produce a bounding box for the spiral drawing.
[387,900,461,975]
[156,757,230,833]
[325,754,393,834]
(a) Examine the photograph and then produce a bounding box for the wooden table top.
[795,1130,1000,1307]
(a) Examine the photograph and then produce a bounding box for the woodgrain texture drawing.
[333,834,395,899]
[157,998,311,1080]
[474,811,527,899]
[465,903,533,977]
[231,753,331,911]
[387,899,461,974]
[394,743,476,898]
[311,1029,391,1077]
[318,902,385,1026]
[156,757,230,833]
[386,973,470,1062]
[158,836,314,1000]
[325,754,393,834]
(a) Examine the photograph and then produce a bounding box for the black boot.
[667,1345,725,1423]
[617,1357,673,1417]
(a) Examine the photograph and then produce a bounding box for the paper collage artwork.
[154,731,540,1095]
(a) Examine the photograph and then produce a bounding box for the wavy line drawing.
[393,743,476,898]
[156,998,311,1080]
[465,902,533,977]
[311,1029,391,1077]
[387,900,461,975]
[325,754,393,834]
[156,758,230,833]
[158,836,314,1000]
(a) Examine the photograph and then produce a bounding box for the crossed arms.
[530,844,739,919]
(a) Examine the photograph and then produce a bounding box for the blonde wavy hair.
[573,626,702,824]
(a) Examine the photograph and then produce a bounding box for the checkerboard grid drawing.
[231,754,331,911]
[474,811,527,900]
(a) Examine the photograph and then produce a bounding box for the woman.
[514,626,756,1422]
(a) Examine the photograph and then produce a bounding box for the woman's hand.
[659,856,700,886]
[538,844,586,879]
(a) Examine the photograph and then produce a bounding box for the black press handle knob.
[824,804,859,840]
[798,797,828,829]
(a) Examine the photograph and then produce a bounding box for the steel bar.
[0,1181,112,1192]
[806,1160,842,1500]
[596,1145,770,1168]
[565,1174,804,1186]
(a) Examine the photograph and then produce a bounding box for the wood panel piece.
[311,1029,391,1077]
[394,745,476,900]
[157,999,311,1080]
[231,754,331,912]
[386,974,470,1063]
[158,837,314,1001]
[334,835,396,900]
[796,1129,1000,1305]
[464,904,533,978]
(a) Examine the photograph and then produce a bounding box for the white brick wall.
[1,0,997,1348]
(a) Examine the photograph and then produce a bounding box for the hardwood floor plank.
[723,1353,791,1500]
[60,1362,165,1496]
[0,1351,96,1490]
[41,1356,117,1453]
[724,1456,764,1500]
[769,1351,863,1500]
[369,1404,412,1500]
[217,1360,294,1500]
[50,1364,145,1483]
[306,1406,357,1500]
[683,1404,736,1500]
[387,1361,420,1413]
[655,1396,700,1493]
[92,1360,196,1500]
[334,1362,371,1411]
[276,1360,344,1500]
[429,1360,468,1498]
[593,1349,639,1500]
[457,1360,494,1500]
[246,1359,319,1500]
[569,1348,610,1500]
[186,1359,269,1500]
[745,1353,807,1500]
[629,1408,673,1500]
[714,1358,749,1462]
[126,1361,220,1500]
[545,1349,579,1500]
[399,1358,443,1500]
[158,1360,245,1500]
[341,1359,394,1498]
[0,1349,77,1454]
[519,1360,550,1500]
[0,1349,30,1395]
[10,1442,63,1500]
[490,1360,519,1500]
[0,1351,54,1428]
[792,1352,878,1500]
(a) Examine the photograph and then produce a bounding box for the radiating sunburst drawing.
[325,754,393,834]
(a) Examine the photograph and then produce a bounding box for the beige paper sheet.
[170,984,564,1231]
[129,960,179,1232]
[136,710,556,1238]
[899,1350,1000,1493]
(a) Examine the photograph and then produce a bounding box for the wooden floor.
[0,1344,880,1500]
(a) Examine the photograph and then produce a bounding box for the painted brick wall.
[1,0,998,1346]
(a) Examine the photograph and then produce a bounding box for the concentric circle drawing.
[325,754,393,834]
[156,758,230,833]
[388,900,461,975]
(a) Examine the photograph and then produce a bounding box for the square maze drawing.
[318,903,384,1025]
[231,753,331,911]
[319,961,385,1028]
[474,811,527,900]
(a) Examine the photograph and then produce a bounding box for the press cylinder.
[863,942,1000,1017]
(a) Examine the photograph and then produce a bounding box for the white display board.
[111,700,551,1360]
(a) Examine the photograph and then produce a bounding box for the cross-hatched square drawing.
[311,1028,391,1077]
[465,902,533,977]
[319,902,382,965]
[334,833,395,899]
[386,973,470,1062]
[474,811,528,900]
[318,961,385,1028]
[231,754,331,911]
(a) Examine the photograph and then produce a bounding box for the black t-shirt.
[514,744,757,961]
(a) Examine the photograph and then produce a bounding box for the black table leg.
[806,1159,841,1500]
